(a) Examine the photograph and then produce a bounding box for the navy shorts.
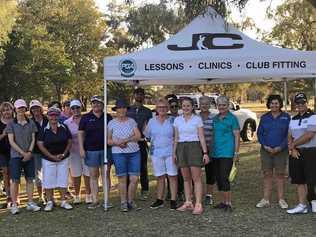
[0,153,10,168]
[85,150,104,167]
[10,157,35,183]
[112,151,141,177]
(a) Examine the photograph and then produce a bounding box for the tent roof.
[104,7,316,85]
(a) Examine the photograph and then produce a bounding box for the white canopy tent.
[102,7,316,208]
[104,7,316,84]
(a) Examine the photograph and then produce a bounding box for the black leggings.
[214,158,233,191]
[205,160,216,185]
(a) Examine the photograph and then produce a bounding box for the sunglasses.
[170,105,178,108]
[71,106,81,110]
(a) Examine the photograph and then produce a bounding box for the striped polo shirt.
[289,112,316,148]
[199,112,216,152]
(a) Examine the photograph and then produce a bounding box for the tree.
[0,0,107,102]
[265,0,316,110]
[0,0,17,65]
[127,2,184,47]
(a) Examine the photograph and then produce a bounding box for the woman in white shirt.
[173,97,209,215]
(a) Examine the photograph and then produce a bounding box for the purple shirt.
[64,116,80,155]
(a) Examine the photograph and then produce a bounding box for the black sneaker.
[214,202,227,209]
[224,204,233,212]
[128,201,142,211]
[205,195,213,206]
[177,193,184,202]
[150,199,164,209]
[120,202,128,212]
[170,200,177,210]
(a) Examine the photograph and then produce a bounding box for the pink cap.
[14,99,27,109]
[29,100,43,109]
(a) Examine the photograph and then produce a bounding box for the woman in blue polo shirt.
[212,96,240,212]
[256,95,290,209]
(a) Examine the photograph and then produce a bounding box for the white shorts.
[69,153,90,177]
[42,158,69,189]
[151,155,178,177]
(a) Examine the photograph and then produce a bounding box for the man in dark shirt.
[127,88,152,200]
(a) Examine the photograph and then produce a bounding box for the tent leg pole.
[283,79,288,112]
[103,79,108,211]
[314,78,316,112]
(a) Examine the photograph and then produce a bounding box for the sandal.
[176,202,194,212]
[192,203,203,215]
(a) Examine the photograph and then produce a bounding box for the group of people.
[0,88,315,216]
[0,96,105,214]
[256,93,316,214]
[108,89,240,215]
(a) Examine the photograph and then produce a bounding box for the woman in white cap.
[29,99,48,203]
[64,100,91,204]
[287,92,316,214]
[37,106,73,211]
[0,102,14,208]
[6,99,41,214]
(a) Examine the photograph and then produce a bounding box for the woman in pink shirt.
[64,100,92,204]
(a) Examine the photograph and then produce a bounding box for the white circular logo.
[119,59,136,77]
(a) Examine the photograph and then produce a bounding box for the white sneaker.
[73,195,81,204]
[10,203,19,215]
[26,202,41,212]
[286,203,308,214]
[278,199,288,209]
[85,194,93,204]
[44,201,54,212]
[256,199,270,208]
[103,202,114,211]
[61,200,73,210]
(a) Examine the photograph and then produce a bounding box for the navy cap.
[294,92,307,103]
[91,95,104,104]
[112,99,129,111]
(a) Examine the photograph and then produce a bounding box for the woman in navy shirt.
[256,95,290,209]
[37,107,73,212]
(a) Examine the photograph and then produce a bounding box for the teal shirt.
[212,112,240,158]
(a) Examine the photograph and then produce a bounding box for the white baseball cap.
[29,100,43,109]
[70,99,81,108]
[14,99,27,109]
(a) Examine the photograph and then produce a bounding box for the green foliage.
[0,0,106,103]
[127,3,185,47]
[0,0,17,65]
[176,0,249,21]
[264,0,316,105]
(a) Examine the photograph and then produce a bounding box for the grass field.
[0,142,315,237]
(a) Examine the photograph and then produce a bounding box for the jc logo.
[167,33,244,51]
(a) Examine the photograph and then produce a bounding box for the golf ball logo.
[119,59,136,77]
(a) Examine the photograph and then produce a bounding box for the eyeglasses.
[71,106,81,110]
[157,106,168,109]
[170,105,178,109]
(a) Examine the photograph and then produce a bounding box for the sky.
[96,0,285,39]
